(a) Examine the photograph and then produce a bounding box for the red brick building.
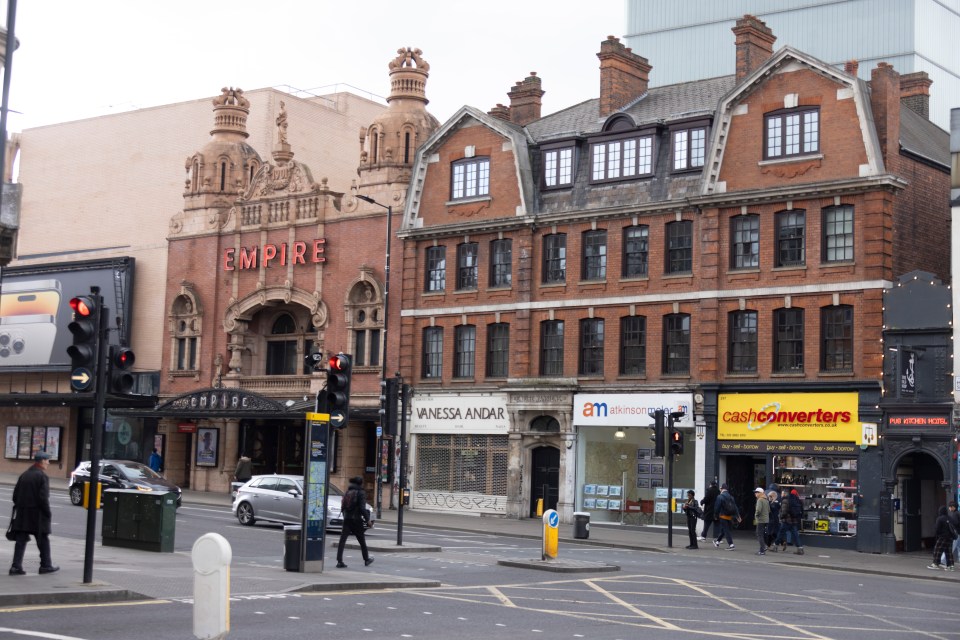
[396,17,949,553]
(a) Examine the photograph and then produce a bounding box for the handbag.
[5,508,16,541]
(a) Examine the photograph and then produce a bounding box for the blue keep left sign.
[547,511,559,528]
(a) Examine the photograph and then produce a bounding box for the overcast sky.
[4,1,625,132]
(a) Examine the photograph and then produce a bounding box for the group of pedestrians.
[681,480,804,555]
[927,501,958,571]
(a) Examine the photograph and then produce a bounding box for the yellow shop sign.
[718,392,860,442]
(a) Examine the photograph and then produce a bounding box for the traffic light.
[650,409,665,457]
[66,294,101,393]
[668,410,686,455]
[108,345,136,394]
[326,353,352,428]
[379,376,399,435]
[669,429,684,455]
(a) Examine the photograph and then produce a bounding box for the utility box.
[102,489,177,552]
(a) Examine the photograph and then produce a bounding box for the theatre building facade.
[138,50,438,494]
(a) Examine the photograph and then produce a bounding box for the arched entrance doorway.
[530,446,559,517]
[894,451,945,552]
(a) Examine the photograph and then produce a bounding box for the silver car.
[231,474,374,531]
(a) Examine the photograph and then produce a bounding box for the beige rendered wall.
[12,89,386,371]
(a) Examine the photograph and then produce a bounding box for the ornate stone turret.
[182,87,262,204]
[354,47,440,200]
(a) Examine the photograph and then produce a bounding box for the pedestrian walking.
[700,480,720,541]
[681,489,701,549]
[780,488,805,555]
[234,454,252,484]
[766,490,781,551]
[712,484,740,550]
[753,488,769,555]
[775,488,793,548]
[336,476,374,569]
[928,505,957,571]
[947,501,960,565]
[148,448,163,473]
[8,452,58,575]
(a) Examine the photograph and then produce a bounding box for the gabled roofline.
[701,46,885,196]
[402,106,535,229]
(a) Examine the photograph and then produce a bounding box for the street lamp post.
[356,194,393,518]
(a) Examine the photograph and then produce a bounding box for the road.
[1,489,959,639]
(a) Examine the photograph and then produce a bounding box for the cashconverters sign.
[718,393,859,442]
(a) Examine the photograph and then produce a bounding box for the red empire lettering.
[279,242,287,266]
[263,244,277,267]
[292,241,306,264]
[239,247,257,270]
[223,248,235,271]
[312,239,326,263]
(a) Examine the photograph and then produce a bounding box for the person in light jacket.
[753,488,770,555]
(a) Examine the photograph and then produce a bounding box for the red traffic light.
[112,347,135,369]
[329,354,350,371]
[69,296,95,317]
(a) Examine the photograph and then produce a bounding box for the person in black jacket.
[336,476,374,569]
[766,490,782,551]
[928,505,957,571]
[780,489,805,555]
[681,490,701,549]
[9,452,58,575]
[699,480,720,541]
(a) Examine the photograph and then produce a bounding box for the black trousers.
[686,517,699,547]
[12,530,52,569]
[336,518,369,563]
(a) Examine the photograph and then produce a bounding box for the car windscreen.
[115,461,162,481]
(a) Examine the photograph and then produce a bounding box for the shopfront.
[408,392,510,516]
[572,393,697,526]
[716,391,873,548]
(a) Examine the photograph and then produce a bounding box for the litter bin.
[573,511,590,539]
[283,525,301,572]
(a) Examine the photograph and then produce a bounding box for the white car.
[231,474,374,531]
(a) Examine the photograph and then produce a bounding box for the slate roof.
[899,104,949,168]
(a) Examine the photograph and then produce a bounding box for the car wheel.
[69,484,83,506]
[236,502,256,526]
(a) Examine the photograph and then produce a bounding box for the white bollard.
[193,532,232,640]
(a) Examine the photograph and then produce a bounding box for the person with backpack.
[948,501,960,565]
[928,505,957,571]
[780,488,805,555]
[699,480,720,541]
[336,476,374,569]
[712,484,740,550]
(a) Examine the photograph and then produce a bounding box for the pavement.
[0,473,954,606]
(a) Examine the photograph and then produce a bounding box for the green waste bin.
[101,489,177,552]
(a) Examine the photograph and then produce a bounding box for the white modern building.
[625,0,960,130]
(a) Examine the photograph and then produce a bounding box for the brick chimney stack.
[733,15,776,82]
[488,103,511,122]
[597,36,652,118]
[870,62,901,163]
[900,71,933,120]
[507,72,545,126]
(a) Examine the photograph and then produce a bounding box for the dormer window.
[543,144,575,188]
[590,132,654,183]
[672,125,707,171]
[765,107,819,159]
[452,157,490,199]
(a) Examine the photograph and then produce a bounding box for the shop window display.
[773,455,858,537]
[578,426,695,525]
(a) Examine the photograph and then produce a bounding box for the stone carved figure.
[276,101,288,145]
[214,87,249,108]
[388,47,430,72]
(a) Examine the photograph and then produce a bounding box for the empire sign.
[223,239,326,271]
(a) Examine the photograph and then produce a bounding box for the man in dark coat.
[335,476,374,569]
[9,452,58,575]
[699,480,720,541]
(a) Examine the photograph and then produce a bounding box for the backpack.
[720,493,737,516]
[341,488,360,514]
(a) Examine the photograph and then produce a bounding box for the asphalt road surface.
[0,491,958,639]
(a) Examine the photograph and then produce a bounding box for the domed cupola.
[357,48,440,187]
[183,87,263,201]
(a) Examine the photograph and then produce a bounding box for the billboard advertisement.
[0,258,134,370]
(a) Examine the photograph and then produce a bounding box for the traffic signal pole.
[82,292,108,584]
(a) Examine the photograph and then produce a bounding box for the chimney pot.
[597,36,652,117]
[733,14,776,83]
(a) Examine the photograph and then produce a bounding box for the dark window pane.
[543,234,567,283]
[663,314,690,374]
[582,230,607,281]
[728,311,758,373]
[540,320,565,376]
[666,221,692,274]
[821,306,853,371]
[823,205,854,262]
[486,323,510,378]
[776,210,806,267]
[619,316,646,375]
[422,327,443,378]
[454,325,476,378]
[425,246,446,291]
[623,225,649,277]
[731,215,759,269]
[489,239,512,287]
[773,308,804,372]
[578,318,604,375]
[457,243,479,290]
